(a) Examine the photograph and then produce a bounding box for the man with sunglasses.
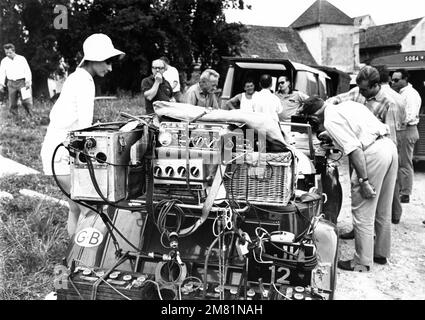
[141,59,173,114]
[391,69,422,205]
[275,75,309,122]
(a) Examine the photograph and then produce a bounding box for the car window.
[318,76,327,98]
[295,71,318,96]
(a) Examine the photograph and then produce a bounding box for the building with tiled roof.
[288,0,360,73]
[290,0,353,29]
[239,25,317,65]
[360,17,425,64]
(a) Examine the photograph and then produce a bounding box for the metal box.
[69,122,145,202]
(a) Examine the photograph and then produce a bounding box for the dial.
[158,131,173,146]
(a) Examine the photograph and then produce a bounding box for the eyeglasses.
[152,66,165,70]
[391,78,401,83]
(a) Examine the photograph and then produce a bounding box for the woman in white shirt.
[40,33,124,236]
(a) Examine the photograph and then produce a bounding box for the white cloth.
[0,54,32,85]
[153,101,288,147]
[163,65,180,93]
[400,83,422,126]
[251,89,282,121]
[240,92,256,112]
[324,101,390,155]
[40,68,95,175]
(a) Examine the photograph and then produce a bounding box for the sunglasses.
[391,78,401,83]
[152,66,165,70]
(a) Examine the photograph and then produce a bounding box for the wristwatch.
[358,177,369,184]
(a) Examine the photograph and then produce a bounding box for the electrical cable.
[51,143,145,253]
[202,231,234,299]
[83,144,145,210]
[177,276,203,300]
[143,280,163,300]
[272,283,292,300]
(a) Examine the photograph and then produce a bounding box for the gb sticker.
[75,227,104,248]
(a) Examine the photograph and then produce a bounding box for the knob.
[165,166,175,177]
[154,166,162,177]
[177,166,187,177]
[85,137,97,149]
[190,166,200,178]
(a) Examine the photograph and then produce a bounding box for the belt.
[364,134,388,151]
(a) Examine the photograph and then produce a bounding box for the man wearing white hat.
[40,33,125,236]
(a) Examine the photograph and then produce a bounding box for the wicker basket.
[223,151,296,206]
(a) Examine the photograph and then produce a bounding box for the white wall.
[401,18,425,52]
[297,27,322,66]
[320,24,360,73]
[297,24,360,73]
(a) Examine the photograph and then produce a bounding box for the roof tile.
[360,18,422,49]
[290,0,353,29]
[239,25,317,65]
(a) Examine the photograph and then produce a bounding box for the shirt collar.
[368,86,383,102]
[400,83,412,94]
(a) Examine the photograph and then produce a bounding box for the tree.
[0,0,249,96]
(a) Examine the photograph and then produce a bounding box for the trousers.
[392,130,405,221]
[7,78,33,116]
[351,137,398,267]
[399,125,419,196]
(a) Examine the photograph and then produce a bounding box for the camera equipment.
[68,122,146,202]
[54,114,338,301]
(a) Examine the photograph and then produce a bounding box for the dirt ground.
[333,158,425,300]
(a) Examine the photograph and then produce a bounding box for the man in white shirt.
[223,78,257,112]
[299,97,398,271]
[252,74,282,122]
[391,69,422,204]
[0,43,33,116]
[160,56,182,102]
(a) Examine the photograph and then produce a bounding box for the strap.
[178,165,226,236]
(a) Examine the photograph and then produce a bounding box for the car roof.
[224,56,329,78]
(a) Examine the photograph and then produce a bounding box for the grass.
[0,95,145,300]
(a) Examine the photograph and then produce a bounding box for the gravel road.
[333,158,425,300]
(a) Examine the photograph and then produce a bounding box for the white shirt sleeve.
[0,58,6,86]
[403,86,422,124]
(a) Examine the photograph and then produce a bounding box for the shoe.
[400,195,410,203]
[392,218,400,224]
[337,259,370,272]
[339,229,354,240]
[373,256,387,265]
